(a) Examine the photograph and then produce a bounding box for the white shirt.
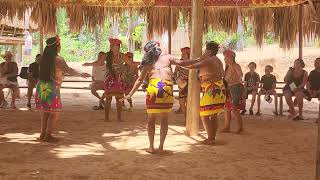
[25,34,33,50]
[92,65,106,81]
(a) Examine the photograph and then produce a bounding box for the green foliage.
[132,24,144,43]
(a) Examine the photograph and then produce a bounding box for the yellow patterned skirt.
[146,78,174,114]
[200,80,226,117]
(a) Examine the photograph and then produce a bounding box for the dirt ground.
[1,45,319,179]
[0,87,319,180]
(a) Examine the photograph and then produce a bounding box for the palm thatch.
[0,0,319,48]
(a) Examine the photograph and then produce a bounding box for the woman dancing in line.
[104,38,126,122]
[35,36,90,142]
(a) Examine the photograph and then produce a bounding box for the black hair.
[106,51,114,76]
[206,41,219,56]
[295,58,305,68]
[143,41,158,52]
[266,65,273,70]
[39,37,59,81]
[248,62,257,69]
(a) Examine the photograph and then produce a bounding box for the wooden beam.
[17,44,23,65]
[298,4,303,59]
[168,6,172,54]
[186,0,204,136]
[317,108,320,180]
[39,27,44,54]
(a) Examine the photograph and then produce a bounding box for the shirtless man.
[171,41,226,145]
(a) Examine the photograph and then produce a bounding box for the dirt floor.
[1,46,319,179]
[0,87,319,180]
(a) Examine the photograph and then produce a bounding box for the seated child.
[242,62,260,115]
[256,65,278,115]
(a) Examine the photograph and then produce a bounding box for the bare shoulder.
[55,55,65,62]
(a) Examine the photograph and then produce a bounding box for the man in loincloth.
[173,47,190,118]
[222,49,245,134]
[171,41,226,145]
[104,38,126,121]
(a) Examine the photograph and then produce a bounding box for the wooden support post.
[168,6,172,54]
[17,44,23,65]
[39,27,44,54]
[279,95,283,116]
[186,0,204,136]
[298,4,303,59]
[316,102,320,180]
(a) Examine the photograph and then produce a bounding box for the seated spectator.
[0,51,19,108]
[256,65,278,115]
[242,62,260,115]
[83,52,107,110]
[305,57,320,100]
[283,58,308,120]
[27,54,41,108]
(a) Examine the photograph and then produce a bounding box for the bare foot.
[11,103,16,109]
[220,128,230,133]
[43,134,59,142]
[288,111,298,119]
[235,128,243,134]
[201,139,215,145]
[146,147,156,154]
[104,117,110,122]
[38,134,45,141]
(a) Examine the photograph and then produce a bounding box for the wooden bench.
[274,82,320,119]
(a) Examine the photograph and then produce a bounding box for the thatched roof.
[0,12,38,37]
[0,0,319,48]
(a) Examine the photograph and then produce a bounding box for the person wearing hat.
[83,51,107,110]
[122,52,139,111]
[104,38,126,122]
[35,36,90,142]
[222,49,245,134]
[0,51,19,108]
[173,47,190,117]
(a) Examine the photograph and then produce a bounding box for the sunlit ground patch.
[104,125,202,154]
[50,142,105,158]
[0,133,40,144]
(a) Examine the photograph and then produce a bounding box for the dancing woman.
[104,38,126,121]
[35,36,90,142]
